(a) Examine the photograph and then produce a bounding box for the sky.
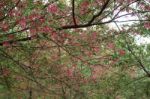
[135,35,150,45]
[108,12,150,46]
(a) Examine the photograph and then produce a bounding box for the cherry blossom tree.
[0,0,150,98]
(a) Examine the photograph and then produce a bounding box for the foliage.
[0,0,150,98]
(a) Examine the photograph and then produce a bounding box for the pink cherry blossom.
[42,26,53,33]
[81,1,89,9]
[119,49,126,56]
[108,43,115,49]
[91,32,97,40]
[93,46,100,52]
[66,68,74,77]
[9,9,21,17]
[29,28,37,36]
[51,32,58,40]
[18,18,26,28]
[8,34,14,40]
[28,13,41,21]
[2,68,10,77]
[2,41,10,47]
[39,17,45,23]
[144,22,150,29]
[47,4,58,14]
[144,5,150,11]
[1,23,9,31]
[80,1,89,15]
[111,58,119,65]
[91,75,97,83]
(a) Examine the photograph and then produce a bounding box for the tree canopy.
[0,0,150,98]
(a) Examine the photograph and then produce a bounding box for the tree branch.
[72,0,77,25]
[0,0,21,22]
[87,0,110,24]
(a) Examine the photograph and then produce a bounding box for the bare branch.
[72,0,77,25]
